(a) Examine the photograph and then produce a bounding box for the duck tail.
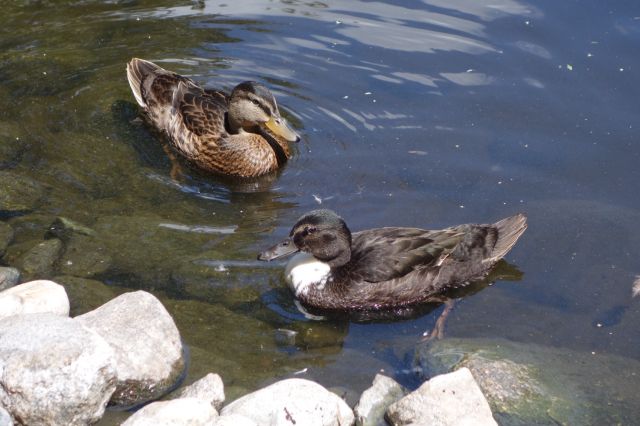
[485,213,527,264]
[126,58,163,108]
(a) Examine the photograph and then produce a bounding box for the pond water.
[1,0,639,423]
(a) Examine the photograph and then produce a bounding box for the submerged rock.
[0,313,117,425]
[0,267,20,291]
[0,279,69,319]
[59,233,112,278]
[386,368,496,426]
[121,397,218,426]
[416,337,640,425]
[354,374,405,426]
[14,238,63,280]
[177,372,225,411]
[220,378,354,426]
[75,291,185,407]
[0,171,45,215]
[0,222,14,257]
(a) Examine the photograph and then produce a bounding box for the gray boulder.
[0,313,117,425]
[221,378,354,426]
[417,337,640,425]
[354,374,405,426]
[0,279,69,319]
[0,267,20,291]
[120,397,218,426]
[76,291,185,407]
[177,373,225,410]
[387,367,496,426]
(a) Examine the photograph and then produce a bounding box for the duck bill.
[258,238,299,261]
[264,116,300,143]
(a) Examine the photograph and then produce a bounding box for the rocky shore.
[0,280,498,425]
[2,278,639,425]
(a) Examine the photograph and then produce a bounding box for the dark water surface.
[1,0,639,423]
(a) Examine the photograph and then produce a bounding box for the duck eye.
[304,226,316,235]
[251,99,260,106]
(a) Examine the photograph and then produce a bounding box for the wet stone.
[0,171,45,216]
[14,238,63,280]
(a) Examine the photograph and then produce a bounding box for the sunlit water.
[1,0,639,423]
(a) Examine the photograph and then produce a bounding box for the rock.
[54,275,120,316]
[0,171,45,215]
[214,413,257,426]
[14,238,63,280]
[0,222,13,257]
[120,398,218,426]
[386,368,496,426]
[416,338,640,425]
[0,267,20,291]
[0,313,117,425]
[0,406,12,426]
[220,378,354,426]
[59,233,112,278]
[0,279,69,319]
[354,374,405,426]
[176,373,225,410]
[76,291,185,407]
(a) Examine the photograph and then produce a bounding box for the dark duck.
[126,58,300,178]
[258,209,527,312]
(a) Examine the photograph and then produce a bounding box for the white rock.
[214,413,257,426]
[355,374,404,426]
[0,279,69,319]
[121,397,217,425]
[0,313,116,426]
[221,378,354,426]
[177,373,225,410]
[386,368,496,426]
[75,291,185,406]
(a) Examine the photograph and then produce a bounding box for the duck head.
[227,81,300,144]
[258,209,353,268]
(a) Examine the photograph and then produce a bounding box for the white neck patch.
[284,252,332,297]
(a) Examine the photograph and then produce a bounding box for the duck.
[126,58,300,178]
[258,209,527,311]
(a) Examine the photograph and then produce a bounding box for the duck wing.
[349,227,465,283]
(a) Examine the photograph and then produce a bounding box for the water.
[1,0,639,422]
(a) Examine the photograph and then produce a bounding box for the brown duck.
[258,209,527,311]
[126,58,300,177]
